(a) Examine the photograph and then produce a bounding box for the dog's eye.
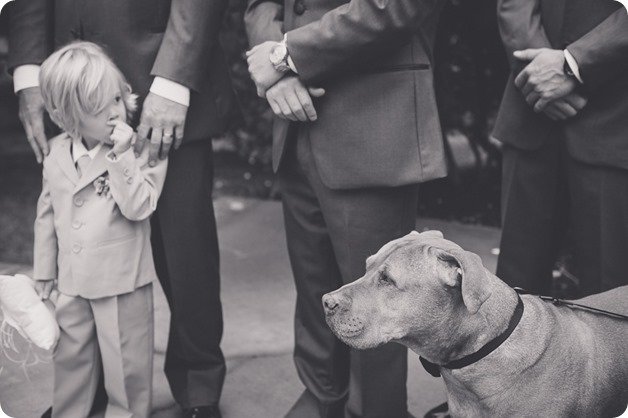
[379,274,394,286]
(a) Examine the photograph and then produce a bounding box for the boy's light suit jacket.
[33,133,168,299]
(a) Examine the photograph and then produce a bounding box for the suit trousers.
[278,127,418,418]
[52,283,154,418]
[497,138,628,296]
[150,139,225,408]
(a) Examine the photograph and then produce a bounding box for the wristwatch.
[269,34,291,73]
[563,59,576,79]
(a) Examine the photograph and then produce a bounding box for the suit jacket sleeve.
[7,0,52,73]
[283,0,442,84]
[106,147,168,221]
[566,8,628,90]
[497,0,550,71]
[33,166,58,281]
[245,0,285,46]
[150,0,229,93]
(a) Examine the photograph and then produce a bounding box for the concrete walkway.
[0,197,501,418]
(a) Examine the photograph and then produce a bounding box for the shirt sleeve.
[149,77,190,107]
[563,49,584,84]
[13,64,41,93]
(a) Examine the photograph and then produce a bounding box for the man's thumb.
[308,87,326,98]
[513,49,541,61]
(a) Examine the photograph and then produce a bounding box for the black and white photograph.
[0,0,627,417]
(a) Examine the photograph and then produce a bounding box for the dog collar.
[420,295,525,378]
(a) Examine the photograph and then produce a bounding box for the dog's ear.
[443,248,491,314]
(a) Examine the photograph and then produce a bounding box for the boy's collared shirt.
[71,136,102,164]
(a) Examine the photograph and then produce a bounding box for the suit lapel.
[74,145,110,193]
[53,138,80,186]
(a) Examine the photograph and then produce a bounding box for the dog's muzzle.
[323,293,365,339]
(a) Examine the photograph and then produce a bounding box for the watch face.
[270,43,288,66]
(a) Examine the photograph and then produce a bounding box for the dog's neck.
[456,281,521,360]
[410,273,521,366]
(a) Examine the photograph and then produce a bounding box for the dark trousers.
[151,139,225,408]
[278,129,417,418]
[497,138,628,296]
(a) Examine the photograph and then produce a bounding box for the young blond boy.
[34,41,167,418]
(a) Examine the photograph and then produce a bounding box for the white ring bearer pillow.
[0,274,59,352]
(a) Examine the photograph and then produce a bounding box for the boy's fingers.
[43,282,54,300]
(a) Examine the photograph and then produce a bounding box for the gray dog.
[323,230,628,418]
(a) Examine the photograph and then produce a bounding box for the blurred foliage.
[220,0,275,166]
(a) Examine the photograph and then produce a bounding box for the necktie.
[76,154,91,178]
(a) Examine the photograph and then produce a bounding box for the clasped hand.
[514,48,587,120]
[246,41,286,97]
[246,42,325,122]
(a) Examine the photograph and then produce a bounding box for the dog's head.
[322,230,495,353]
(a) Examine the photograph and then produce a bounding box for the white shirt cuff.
[287,56,298,74]
[564,50,583,84]
[13,65,41,93]
[149,77,190,107]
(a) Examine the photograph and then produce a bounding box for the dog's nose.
[322,294,339,314]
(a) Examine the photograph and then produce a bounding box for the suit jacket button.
[126,176,134,184]
[124,168,131,176]
[72,244,82,254]
[294,0,306,15]
[73,196,84,207]
[72,220,82,230]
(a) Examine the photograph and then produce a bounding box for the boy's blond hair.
[39,41,137,139]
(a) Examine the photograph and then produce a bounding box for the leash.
[420,288,628,379]
[420,295,525,378]
[513,287,628,320]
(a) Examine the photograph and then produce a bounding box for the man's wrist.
[108,146,132,161]
[270,34,293,73]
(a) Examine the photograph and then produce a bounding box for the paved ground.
[0,197,501,418]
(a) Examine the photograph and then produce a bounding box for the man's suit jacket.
[8,0,237,142]
[34,134,168,299]
[245,0,447,190]
[493,0,628,170]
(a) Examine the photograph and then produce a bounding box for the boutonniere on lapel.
[93,175,112,198]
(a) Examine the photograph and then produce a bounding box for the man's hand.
[246,41,286,96]
[514,48,578,113]
[34,279,55,300]
[17,86,48,164]
[108,120,136,155]
[265,76,325,122]
[542,93,588,121]
[136,93,187,165]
